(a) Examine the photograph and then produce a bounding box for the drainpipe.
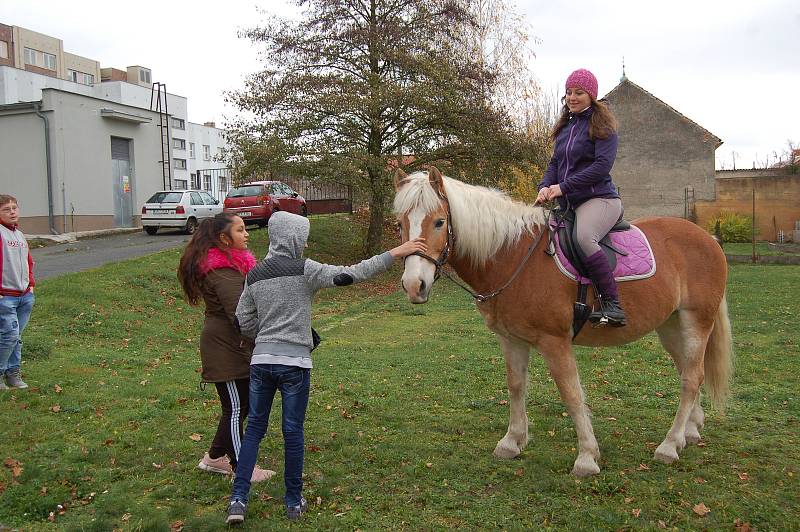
[32,102,57,234]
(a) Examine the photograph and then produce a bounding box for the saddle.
[547,208,654,338]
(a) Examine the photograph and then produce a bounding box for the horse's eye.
[434,219,445,229]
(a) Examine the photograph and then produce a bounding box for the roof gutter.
[32,102,57,234]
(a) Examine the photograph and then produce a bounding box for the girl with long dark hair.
[178,213,273,482]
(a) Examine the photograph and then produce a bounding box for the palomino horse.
[393,167,732,476]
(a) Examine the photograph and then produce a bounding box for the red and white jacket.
[0,222,35,296]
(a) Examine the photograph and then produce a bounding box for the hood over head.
[267,211,309,259]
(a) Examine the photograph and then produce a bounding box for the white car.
[141,190,223,235]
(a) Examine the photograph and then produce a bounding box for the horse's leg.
[653,310,711,463]
[539,338,600,477]
[493,335,530,459]
[657,315,705,445]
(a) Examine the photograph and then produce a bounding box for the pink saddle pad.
[550,224,656,284]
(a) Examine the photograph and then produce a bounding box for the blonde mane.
[393,171,546,266]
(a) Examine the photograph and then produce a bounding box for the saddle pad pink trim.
[550,224,656,284]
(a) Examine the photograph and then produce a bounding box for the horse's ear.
[428,166,445,195]
[393,168,408,190]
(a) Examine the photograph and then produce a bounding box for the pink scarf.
[199,247,257,276]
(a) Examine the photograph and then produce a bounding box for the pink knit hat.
[565,69,598,100]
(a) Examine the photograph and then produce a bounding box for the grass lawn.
[1,214,798,530]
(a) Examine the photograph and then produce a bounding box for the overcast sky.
[4,0,798,170]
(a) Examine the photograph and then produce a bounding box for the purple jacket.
[539,106,620,209]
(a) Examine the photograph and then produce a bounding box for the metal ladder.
[150,82,172,190]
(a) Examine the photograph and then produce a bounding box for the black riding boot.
[584,250,627,327]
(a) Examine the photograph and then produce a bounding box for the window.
[217,147,224,159]
[202,145,211,161]
[43,52,56,70]
[201,192,217,205]
[172,117,185,130]
[174,158,187,170]
[203,174,212,191]
[189,142,196,159]
[24,47,36,65]
[190,192,204,206]
[191,172,201,190]
[173,138,186,150]
[0,41,8,59]
[67,69,94,85]
[139,69,151,84]
[218,176,228,193]
[173,179,188,190]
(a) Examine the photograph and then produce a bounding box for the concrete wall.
[64,52,101,82]
[0,24,13,68]
[0,107,48,223]
[604,79,720,220]
[696,168,800,242]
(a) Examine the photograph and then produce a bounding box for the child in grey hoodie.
[226,211,425,525]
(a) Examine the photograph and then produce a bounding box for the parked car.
[141,190,223,235]
[223,181,307,226]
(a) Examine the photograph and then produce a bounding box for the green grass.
[1,214,798,530]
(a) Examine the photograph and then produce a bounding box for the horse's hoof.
[493,440,521,459]
[685,429,701,445]
[571,456,601,477]
[654,443,679,464]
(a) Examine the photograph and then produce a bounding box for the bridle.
[403,189,548,303]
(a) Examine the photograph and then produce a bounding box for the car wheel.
[144,226,158,235]
[184,218,198,235]
[301,205,308,217]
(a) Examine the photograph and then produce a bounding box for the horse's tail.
[704,292,733,412]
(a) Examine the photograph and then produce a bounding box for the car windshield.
[227,185,264,198]
[147,192,184,203]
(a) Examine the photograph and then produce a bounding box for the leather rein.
[406,192,548,303]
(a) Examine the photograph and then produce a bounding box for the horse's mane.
[393,172,546,266]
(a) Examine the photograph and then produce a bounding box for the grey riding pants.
[574,197,624,257]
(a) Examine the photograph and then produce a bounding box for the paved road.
[31,229,191,280]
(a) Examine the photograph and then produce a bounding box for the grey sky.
[4,0,797,170]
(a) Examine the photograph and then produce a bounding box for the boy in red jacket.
[0,195,35,390]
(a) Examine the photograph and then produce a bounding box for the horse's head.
[393,166,452,304]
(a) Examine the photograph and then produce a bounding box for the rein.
[408,193,549,303]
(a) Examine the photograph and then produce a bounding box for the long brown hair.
[550,95,618,142]
[177,212,238,305]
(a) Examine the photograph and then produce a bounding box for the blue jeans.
[0,291,35,374]
[231,364,310,507]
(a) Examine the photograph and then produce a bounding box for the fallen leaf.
[40,486,48,496]
[694,477,707,484]
[655,392,664,398]
[152,463,162,469]
[693,502,711,516]
[425,462,433,468]
[3,458,23,478]
[122,513,132,521]
[51,404,61,413]
[624,497,633,504]
[498,400,508,405]
[54,384,63,393]
[738,472,749,481]
[658,520,667,528]
[733,518,752,532]
[189,433,202,442]
[170,519,184,531]
[307,445,322,453]
[632,508,641,518]
[316,496,322,506]
[514,468,524,477]
[606,417,617,421]
[637,463,650,471]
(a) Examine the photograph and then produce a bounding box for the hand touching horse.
[393,167,732,477]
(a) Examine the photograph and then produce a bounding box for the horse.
[392,167,732,477]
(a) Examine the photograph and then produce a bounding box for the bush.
[705,210,757,243]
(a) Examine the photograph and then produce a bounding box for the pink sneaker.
[197,453,233,475]
[251,465,276,483]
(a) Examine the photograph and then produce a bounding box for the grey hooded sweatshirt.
[236,211,395,367]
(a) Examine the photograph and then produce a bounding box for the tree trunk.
[364,167,386,256]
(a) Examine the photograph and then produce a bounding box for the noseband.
[406,196,455,282]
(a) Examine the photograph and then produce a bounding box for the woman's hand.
[390,237,427,258]
[547,184,563,199]
[535,188,550,204]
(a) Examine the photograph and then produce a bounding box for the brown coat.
[199,268,254,382]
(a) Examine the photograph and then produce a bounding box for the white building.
[0,22,231,234]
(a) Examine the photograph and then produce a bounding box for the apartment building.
[0,22,231,234]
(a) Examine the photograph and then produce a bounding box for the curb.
[27,227,142,244]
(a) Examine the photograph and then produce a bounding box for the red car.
[223,181,307,226]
